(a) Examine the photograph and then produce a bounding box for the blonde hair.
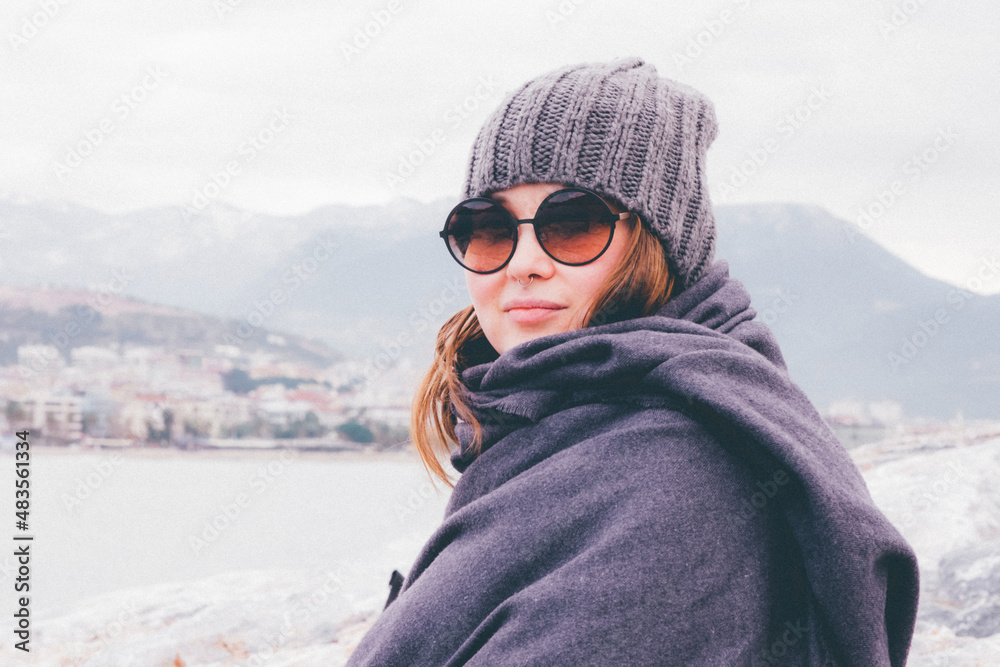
[411,215,675,487]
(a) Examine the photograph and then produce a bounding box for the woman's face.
[466,182,633,355]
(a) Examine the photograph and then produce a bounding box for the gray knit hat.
[463,57,718,291]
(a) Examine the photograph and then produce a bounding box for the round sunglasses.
[440,187,634,274]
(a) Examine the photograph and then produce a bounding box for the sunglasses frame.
[439,186,634,275]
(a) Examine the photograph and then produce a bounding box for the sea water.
[0,448,451,620]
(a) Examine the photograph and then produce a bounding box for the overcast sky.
[2,0,997,293]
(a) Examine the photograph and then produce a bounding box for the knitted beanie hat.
[463,57,718,291]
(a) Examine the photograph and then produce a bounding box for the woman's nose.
[506,223,554,281]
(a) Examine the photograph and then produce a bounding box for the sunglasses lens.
[535,190,615,264]
[445,200,515,273]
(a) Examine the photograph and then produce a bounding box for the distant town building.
[21,393,82,442]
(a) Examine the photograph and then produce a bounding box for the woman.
[348,58,918,666]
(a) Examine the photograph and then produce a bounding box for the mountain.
[0,196,996,418]
[715,204,1000,418]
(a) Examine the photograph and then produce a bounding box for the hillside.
[0,284,341,369]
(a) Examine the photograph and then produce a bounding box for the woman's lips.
[503,299,567,325]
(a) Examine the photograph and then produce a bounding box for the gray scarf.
[348,260,918,666]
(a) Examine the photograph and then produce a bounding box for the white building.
[21,393,82,442]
